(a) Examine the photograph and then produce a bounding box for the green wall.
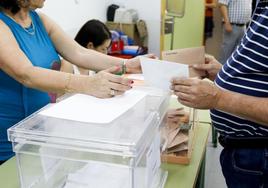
[164,0,205,50]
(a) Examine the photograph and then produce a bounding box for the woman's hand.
[170,77,222,109]
[125,53,157,73]
[84,66,133,98]
[191,54,222,81]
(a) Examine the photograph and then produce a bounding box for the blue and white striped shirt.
[211,0,268,137]
[219,0,252,24]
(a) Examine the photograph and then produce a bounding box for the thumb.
[192,64,211,70]
[104,66,121,74]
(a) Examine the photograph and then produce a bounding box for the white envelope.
[140,57,189,91]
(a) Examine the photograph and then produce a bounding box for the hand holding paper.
[140,57,189,91]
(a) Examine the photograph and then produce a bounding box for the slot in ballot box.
[8,90,170,188]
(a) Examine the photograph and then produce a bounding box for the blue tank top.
[0,11,60,161]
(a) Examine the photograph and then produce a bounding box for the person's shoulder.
[0,19,11,32]
[0,19,17,45]
[33,10,47,21]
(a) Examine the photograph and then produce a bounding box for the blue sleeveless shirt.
[0,11,60,161]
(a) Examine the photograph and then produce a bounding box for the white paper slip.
[39,90,147,124]
[140,57,189,91]
[125,74,144,80]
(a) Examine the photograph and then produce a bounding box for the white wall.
[41,0,161,55]
[41,0,107,37]
[105,0,162,56]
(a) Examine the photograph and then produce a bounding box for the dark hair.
[0,0,22,14]
[74,19,111,48]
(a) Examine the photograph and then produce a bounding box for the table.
[0,122,210,188]
[0,95,211,188]
[163,122,210,188]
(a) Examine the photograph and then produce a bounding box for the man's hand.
[170,78,222,109]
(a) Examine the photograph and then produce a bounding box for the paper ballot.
[140,57,189,91]
[162,46,205,77]
[39,90,147,124]
[63,162,129,188]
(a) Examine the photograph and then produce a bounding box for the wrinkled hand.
[224,22,233,33]
[191,54,222,81]
[170,77,221,109]
[87,66,133,98]
[125,53,158,73]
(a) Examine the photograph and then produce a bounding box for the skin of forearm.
[74,47,123,72]
[215,90,268,126]
[20,66,88,94]
[219,4,230,23]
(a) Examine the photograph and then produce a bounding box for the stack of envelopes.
[161,108,190,156]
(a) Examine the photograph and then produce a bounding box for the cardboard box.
[106,21,141,45]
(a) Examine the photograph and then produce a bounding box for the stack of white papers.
[39,90,147,124]
[63,162,129,188]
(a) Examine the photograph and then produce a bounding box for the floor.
[205,132,226,188]
[204,8,226,187]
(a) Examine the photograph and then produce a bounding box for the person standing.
[171,1,268,187]
[204,0,217,40]
[218,0,252,64]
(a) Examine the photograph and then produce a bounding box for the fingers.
[109,82,132,92]
[170,77,197,86]
[108,74,133,86]
[191,63,213,71]
[177,98,195,108]
[174,91,192,101]
[143,53,158,59]
[109,89,124,97]
[104,66,122,74]
[205,54,214,62]
[171,85,192,94]
[101,69,133,86]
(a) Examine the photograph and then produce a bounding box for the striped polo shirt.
[219,0,252,24]
[211,0,268,137]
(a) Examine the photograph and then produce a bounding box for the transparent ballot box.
[8,91,169,188]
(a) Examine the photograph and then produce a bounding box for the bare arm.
[38,13,123,71]
[219,3,232,32]
[219,3,229,23]
[0,20,132,98]
[216,89,268,126]
[170,78,268,126]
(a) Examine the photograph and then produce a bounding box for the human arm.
[38,13,142,73]
[0,20,132,98]
[206,0,217,8]
[191,54,222,81]
[170,78,268,126]
[219,2,232,32]
[60,59,74,74]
